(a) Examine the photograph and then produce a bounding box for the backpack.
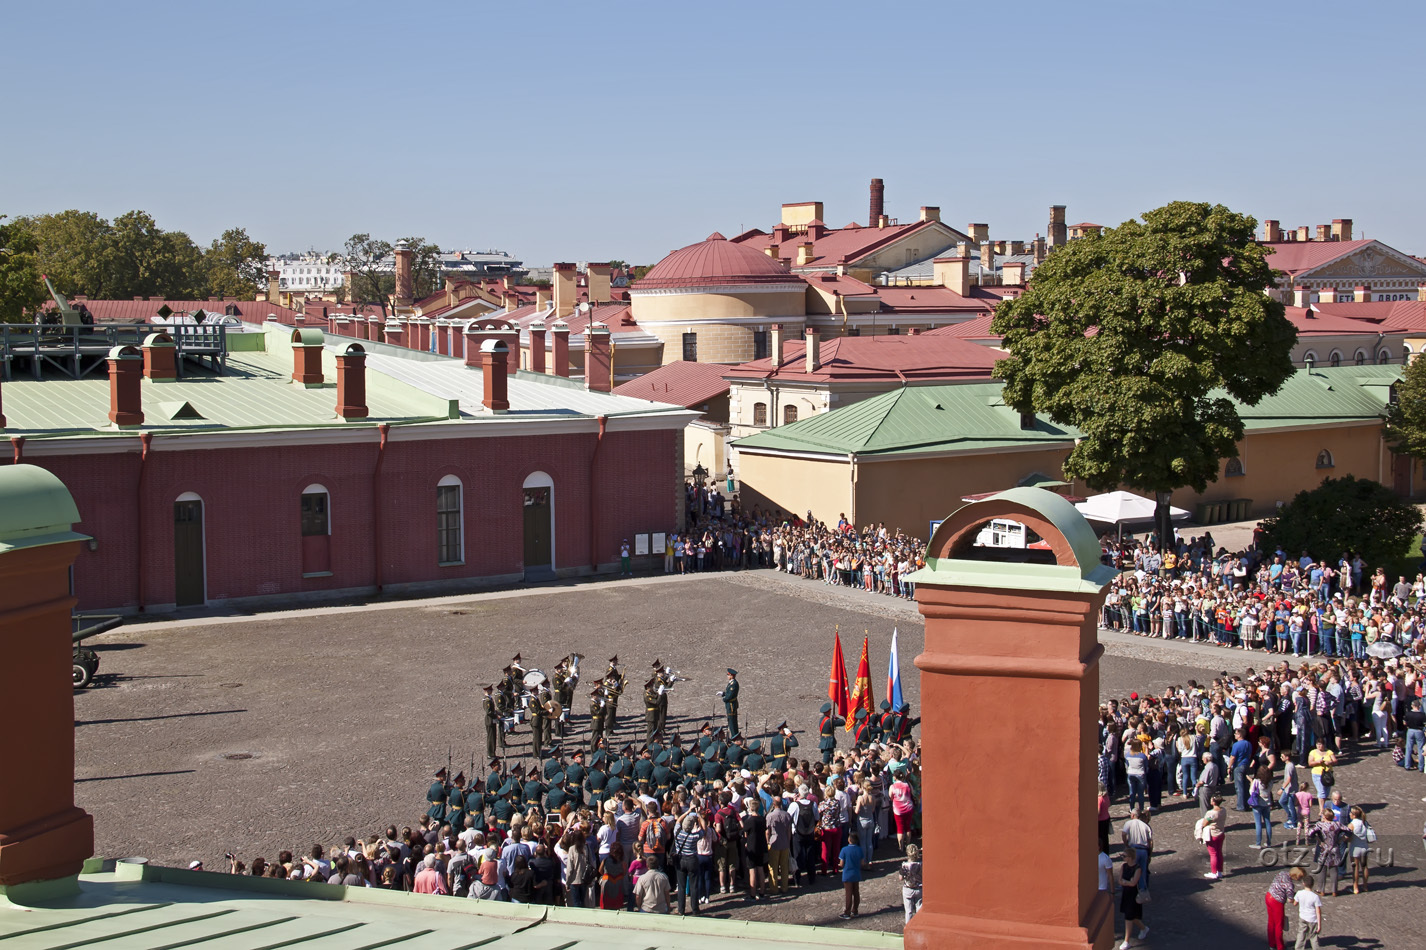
[795,801,817,836]
[720,809,742,841]
[642,819,663,853]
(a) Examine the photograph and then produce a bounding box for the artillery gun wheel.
[73,648,99,689]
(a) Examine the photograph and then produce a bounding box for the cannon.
[72,615,123,689]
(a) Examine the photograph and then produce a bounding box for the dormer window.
[1019,411,1037,431]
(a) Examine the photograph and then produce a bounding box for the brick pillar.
[141,332,176,381]
[449,321,465,360]
[106,345,144,427]
[0,465,93,896]
[335,344,368,419]
[529,320,547,374]
[415,318,432,353]
[481,339,510,412]
[551,321,571,377]
[368,316,383,342]
[464,324,485,367]
[290,329,324,387]
[383,322,404,347]
[585,323,612,392]
[906,488,1115,950]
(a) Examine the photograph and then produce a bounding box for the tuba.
[568,653,584,691]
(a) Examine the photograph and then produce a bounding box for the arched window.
[437,475,463,565]
[1377,349,1391,364]
[1354,350,1367,366]
[1225,457,1245,477]
[1316,449,1334,469]
[753,402,768,427]
[783,404,798,425]
[300,484,330,536]
[1303,350,1318,366]
[1329,350,1342,367]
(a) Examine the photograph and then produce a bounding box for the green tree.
[991,201,1298,543]
[107,210,205,299]
[343,233,392,315]
[19,210,113,297]
[1383,353,1426,460]
[1260,475,1423,567]
[0,215,47,322]
[204,227,268,299]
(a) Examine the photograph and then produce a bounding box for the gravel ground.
[73,569,1425,943]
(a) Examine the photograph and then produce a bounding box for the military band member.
[603,657,625,731]
[483,686,503,757]
[530,684,554,760]
[426,767,449,823]
[589,680,608,750]
[818,702,846,764]
[495,680,516,737]
[719,668,740,738]
[769,721,797,771]
[644,677,661,743]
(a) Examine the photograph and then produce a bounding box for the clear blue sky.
[4,0,1422,266]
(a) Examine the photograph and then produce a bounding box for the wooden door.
[173,499,205,606]
[523,487,551,568]
[1392,453,1413,496]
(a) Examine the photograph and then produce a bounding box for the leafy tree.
[107,211,206,299]
[0,215,46,322]
[343,233,392,315]
[1383,353,1426,459]
[991,201,1297,543]
[1260,475,1423,568]
[18,210,113,297]
[204,227,267,299]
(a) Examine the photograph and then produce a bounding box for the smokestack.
[770,324,783,367]
[1048,206,1067,248]
[481,339,510,412]
[551,321,571,377]
[529,320,546,374]
[106,345,144,427]
[804,327,820,373]
[553,262,577,319]
[393,241,414,309]
[141,331,176,381]
[335,343,369,419]
[584,324,612,392]
[869,178,884,228]
[1263,220,1282,242]
[1331,219,1353,242]
[267,269,281,303]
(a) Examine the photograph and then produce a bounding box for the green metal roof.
[0,464,87,554]
[731,365,1397,459]
[0,863,903,950]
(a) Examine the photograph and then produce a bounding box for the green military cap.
[820,702,834,715]
[655,750,670,765]
[610,760,627,776]
[880,700,892,711]
[727,668,737,676]
[552,771,566,785]
[500,778,519,796]
[747,739,761,751]
[591,750,606,766]
[855,708,868,720]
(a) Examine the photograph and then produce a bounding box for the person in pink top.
[888,769,916,851]
[413,854,447,895]
[1294,783,1315,846]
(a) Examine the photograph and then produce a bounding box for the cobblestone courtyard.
[72,571,1424,944]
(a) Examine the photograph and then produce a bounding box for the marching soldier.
[447,772,468,833]
[603,657,625,731]
[426,767,449,823]
[719,668,740,738]
[644,676,661,743]
[495,678,516,738]
[818,702,845,764]
[483,686,503,758]
[589,679,608,750]
[530,684,553,760]
[769,721,797,772]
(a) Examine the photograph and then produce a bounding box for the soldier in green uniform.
[726,734,747,769]
[818,702,845,764]
[769,722,798,772]
[491,778,516,835]
[666,734,684,770]
[652,750,675,797]
[522,769,548,814]
[564,750,587,807]
[643,677,661,743]
[588,679,608,751]
[463,778,486,834]
[482,686,503,758]
[896,702,919,741]
[426,767,449,823]
[495,680,516,741]
[878,701,897,743]
[680,745,703,788]
[719,668,740,738]
[485,759,505,798]
[699,747,725,786]
[743,739,766,773]
[446,772,467,833]
[545,772,568,813]
[852,708,873,749]
[632,746,655,786]
[530,684,553,761]
[603,657,625,733]
[606,759,627,800]
[585,752,609,811]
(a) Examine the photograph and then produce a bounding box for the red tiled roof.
[1313,300,1426,333]
[875,284,1010,314]
[53,297,302,324]
[731,220,949,270]
[1262,240,1372,277]
[802,273,880,296]
[1281,305,1382,336]
[633,234,803,291]
[923,313,1000,340]
[503,303,644,336]
[612,360,731,409]
[724,333,1000,383]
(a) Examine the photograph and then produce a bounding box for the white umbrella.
[1075,491,1190,528]
[1367,639,1403,659]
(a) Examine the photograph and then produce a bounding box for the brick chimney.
[1263,220,1282,242]
[481,339,510,412]
[933,258,972,297]
[1318,287,1338,304]
[980,242,995,279]
[335,343,368,419]
[797,243,815,266]
[551,321,571,377]
[587,262,612,304]
[141,332,176,381]
[1315,224,1331,242]
[1048,206,1067,247]
[267,269,281,303]
[804,327,820,373]
[1002,261,1026,287]
[393,241,414,309]
[383,321,404,347]
[967,223,989,246]
[494,325,521,373]
[535,287,552,310]
[553,262,577,319]
[1293,286,1312,308]
[770,324,784,367]
[1354,285,1371,303]
[955,241,972,258]
[919,206,940,223]
[529,320,547,374]
[463,321,485,367]
[869,178,884,228]
[765,243,780,259]
[1033,235,1047,264]
[291,329,324,387]
[106,345,144,427]
[1332,219,1353,242]
[1296,225,1311,242]
[585,324,612,392]
[1009,240,1026,256]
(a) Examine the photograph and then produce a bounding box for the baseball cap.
[188,860,203,870]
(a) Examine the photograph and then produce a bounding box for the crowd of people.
[671,482,928,601]
[1095,648,1424,949]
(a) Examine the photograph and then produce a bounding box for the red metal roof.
[1262,240,1371,276]
[1281,305,1382,336]
[724,333,1000,383]
[1313,300,1426,333]
[55,297,303,323]
[731,220,945,269]
[923,313,1000,340]
[612,360,731,409]
[633,234,803,290]
[875,284,1009,314]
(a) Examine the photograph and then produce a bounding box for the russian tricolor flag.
[887,627,904,710]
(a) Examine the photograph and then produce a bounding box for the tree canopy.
[0,216,46,322]
[990,200,1298,539]
[1259,475,1423,568]
[1383,352,1426,460]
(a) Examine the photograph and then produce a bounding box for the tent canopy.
[1075,490,1190,528]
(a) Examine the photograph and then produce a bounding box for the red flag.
[847,635,874,731]
[829,627,850,718]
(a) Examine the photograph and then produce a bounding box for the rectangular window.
[845,327,860,337]
[437,484,463,564]
[753,402,768,427]
[682,332,698,362]
[300,492,329,537]
[752,330,769,360]
[783,404,798,424]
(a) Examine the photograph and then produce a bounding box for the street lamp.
[691,463,708,484]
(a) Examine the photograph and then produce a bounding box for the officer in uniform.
[603,657,625,732]
[495,678,516,739]
[818,702,845,764]
[853,708,873,749]
[726,734,747,769]
[546,772,568,813]
[743,739,766,773]
[878,701,897,742]
[447,772,467,832]
[564,750,587,807]
[426,767,449,823]
[588,679,608,750]
[719,668,740,738]
[530,684,553,760]
[680,744,703,788]
[699,746,725,785]
[483,686,503,758]
[463,778,486,833]
[769,722,798,772]
[666,733,685,770]
[896,702,919,741]
[644,677,662,743]
[491,777,517,835]
[606,758,627,800]
[632,746,655,786]
[522,769,548,813]
[486,759,506,803]
[585,751,609,811]
[652,750,675,796]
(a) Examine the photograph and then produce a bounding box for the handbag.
[1321,768,1335,789]
[1136,887,1152,905]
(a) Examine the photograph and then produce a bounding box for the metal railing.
[0,323,228,380]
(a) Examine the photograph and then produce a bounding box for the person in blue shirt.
[838,832,864,919]
[1229,728,1255,811]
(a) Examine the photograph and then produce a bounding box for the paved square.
[72,571,1423,943]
